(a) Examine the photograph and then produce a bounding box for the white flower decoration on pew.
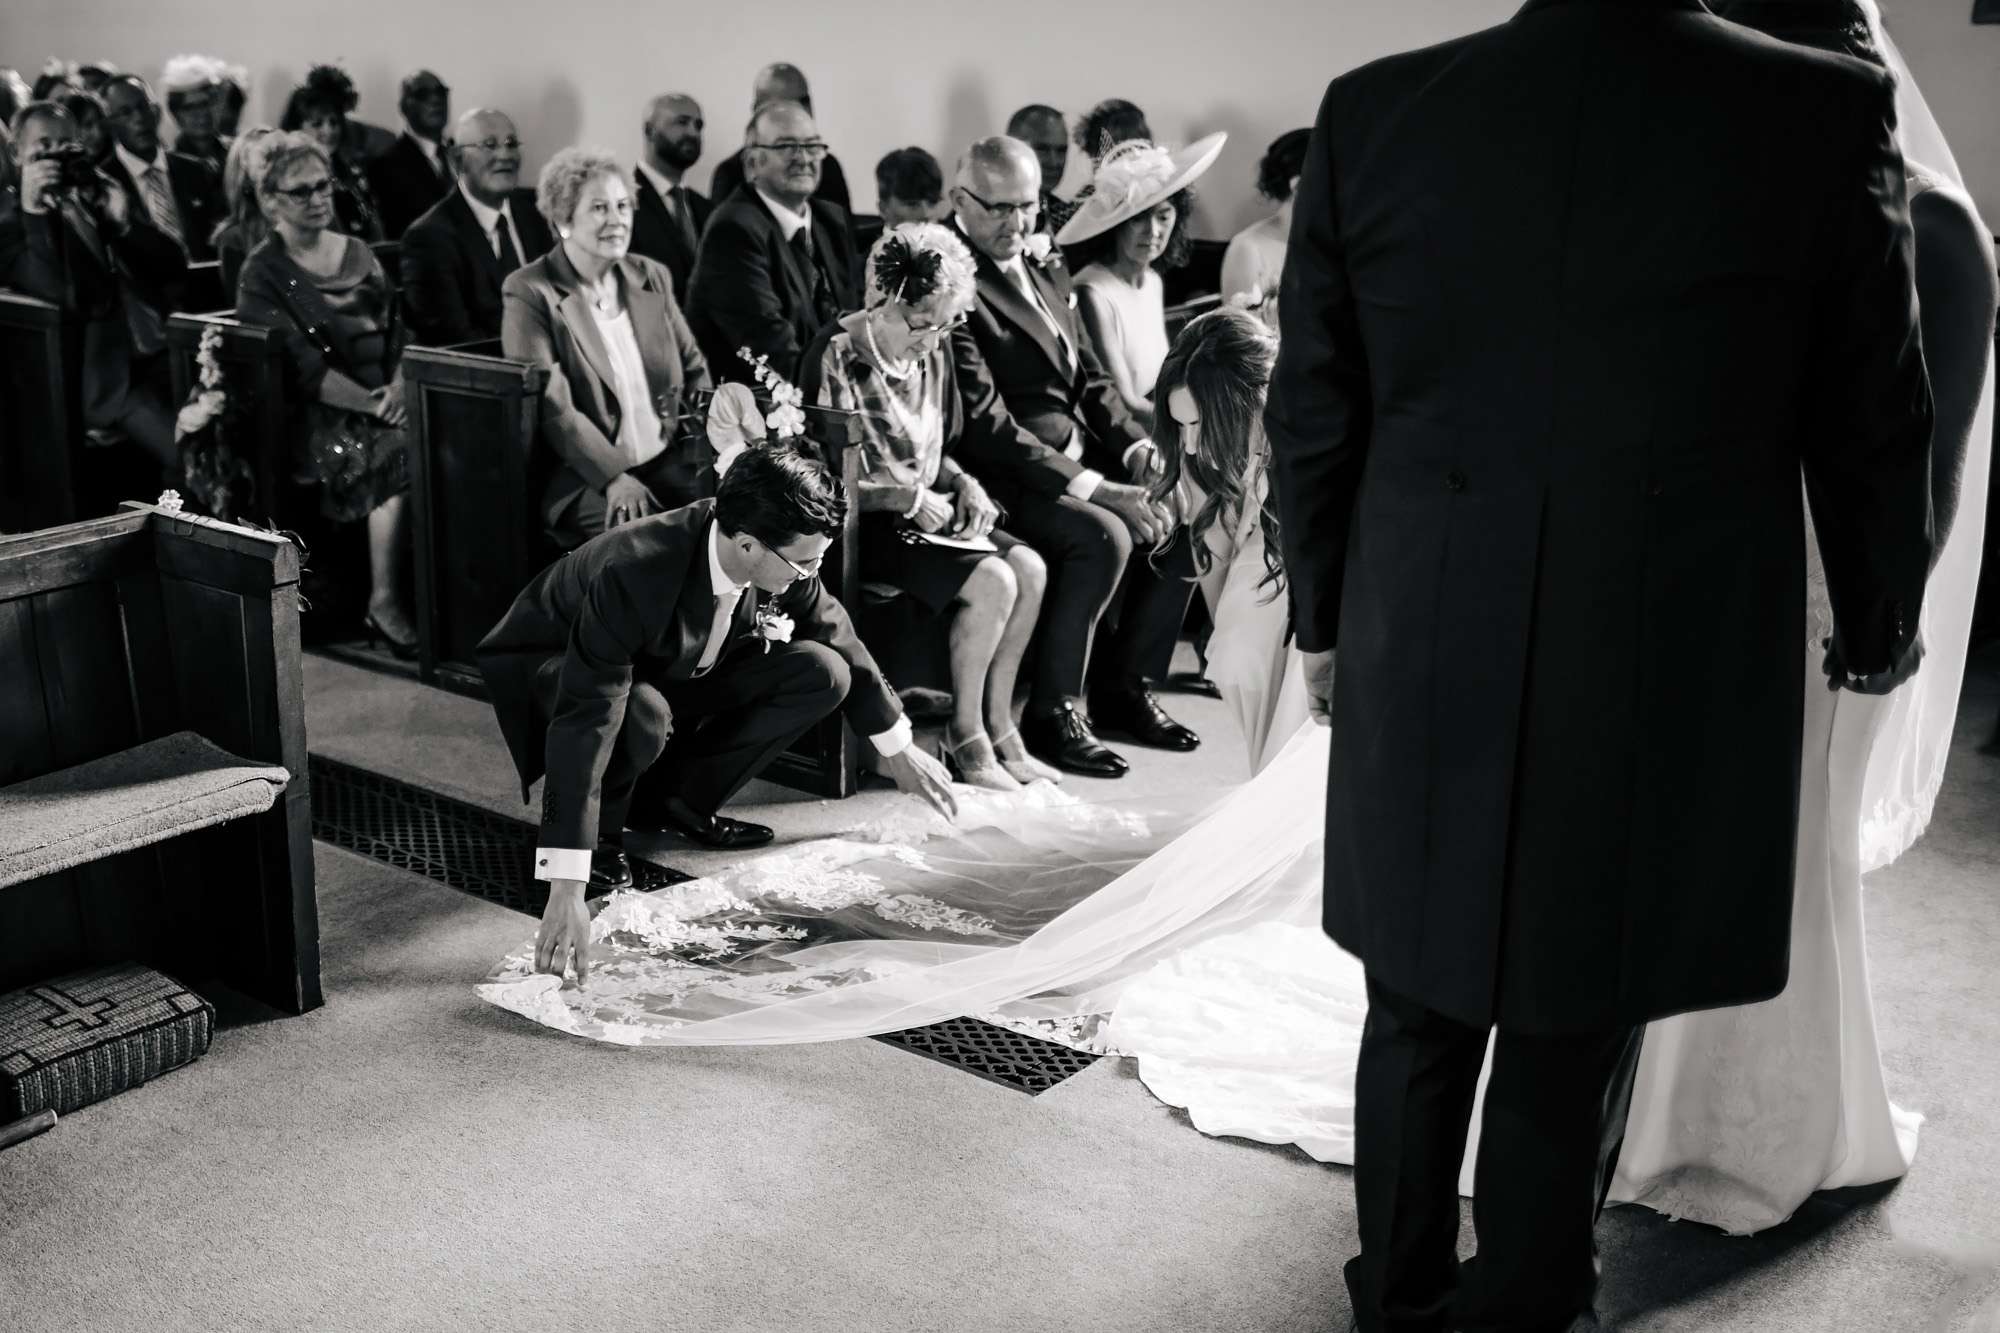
[155,490,185,514]
[738,349,809,441]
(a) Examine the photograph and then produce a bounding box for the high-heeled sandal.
[364,610,418,662]
[947,729,1022,791]
[991,727,1062,786]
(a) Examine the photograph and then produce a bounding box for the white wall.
[8,0,1994,236]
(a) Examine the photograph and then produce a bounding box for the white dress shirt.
[754,185,812,243]
[458,181,521,261]
[589,303,668,468]
[405,128,446,177]
[533,524,914,884]
[997,254,1107,501]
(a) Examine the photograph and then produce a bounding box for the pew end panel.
[403,345,552,690]
[167,313,297,531]
[0,292,84,534]
[0,507,320,1015]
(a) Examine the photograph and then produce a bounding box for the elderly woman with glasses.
[235,130,417,654]
[799,223,1055,789]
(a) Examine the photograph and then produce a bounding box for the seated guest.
[1060,135,1223,431]
[234,131,416,653]
[212,124,277,294]
[366,70,453,240]
[1075,98,1152,164]
[1005,104,1070,229]
[0,121,15,223]
[503,147,712,550]
[55,88,112,168]
[1,100,186,472]
[0,70,28,130]
[478,444,957,981]
[401,108,551,346]
[159,54,228,177]
[281,66,384,241]
[629,92,711,302]
[803,223,1056,789]
[100,74,223,261]
[875,147,943,227]
[216,65,249,138]
[947,136,1201,778]
[75,63,120,97]
[706,63,851,211]
[687,99,858,384]
[1219,127,1308,327]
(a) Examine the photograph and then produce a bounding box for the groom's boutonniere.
[1021,232,1061,272]
[751,601,794,653]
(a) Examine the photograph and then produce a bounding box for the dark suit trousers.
[1093,529,1197,689]
[1347,974,1642,1333]
[1000,492,1130,707]
[534,640,849,840]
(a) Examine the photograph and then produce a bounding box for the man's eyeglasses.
[274,178,334,203]
[957,185,1039,223]
[755,139,829,162]
[755,537,825,579]
[460,136,522,155]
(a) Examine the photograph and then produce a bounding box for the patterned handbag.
[0,964,215,1119]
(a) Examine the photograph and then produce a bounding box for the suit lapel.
[547,243,621,405]
[750,191,817,320]
[623,260,675,400]
[450,191,505,289]
[972,245,1069,378]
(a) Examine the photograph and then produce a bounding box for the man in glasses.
[400,106,554,346]
[480,441,958,983]
[366,69,453,239]
[943,135,1201,779]
[687,98,860,382]
[706,62,851,214]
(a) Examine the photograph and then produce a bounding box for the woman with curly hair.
[1057,134,1225,431]
[800,222,1055,789]
[280,65,383,241]
[1220,127,1309,328]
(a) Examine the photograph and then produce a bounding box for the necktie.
[789,227,839,327]
[436,146,454,183]
[695,587,744,675]
[141,165,184,249]
[493,213,522,274]
[669,185,700,252]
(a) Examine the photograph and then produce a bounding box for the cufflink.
[538,857,548,867]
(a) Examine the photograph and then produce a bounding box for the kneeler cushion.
[0,963,215,1119]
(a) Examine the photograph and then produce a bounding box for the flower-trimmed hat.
[1054,133,1226,246]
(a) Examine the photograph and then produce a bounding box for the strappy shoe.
[991,726,1063,786]
[947,729,1022,791]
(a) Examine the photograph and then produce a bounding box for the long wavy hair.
[1149,308,1282,597]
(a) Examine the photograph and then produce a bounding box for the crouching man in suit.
[479,442,958,983]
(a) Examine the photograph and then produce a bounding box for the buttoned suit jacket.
[402,187,555,347]
[685,187,859,385]
[628,168,714,307]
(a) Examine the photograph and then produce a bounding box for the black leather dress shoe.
[1089,685,1200,751]
[630,795,775,850]
[1020,701,1129,779]
[589,841,633,889]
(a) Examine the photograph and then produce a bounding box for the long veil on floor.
[478,725,1329,1049]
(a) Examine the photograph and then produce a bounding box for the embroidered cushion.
[0,963,214,1119]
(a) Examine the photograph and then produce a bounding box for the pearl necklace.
[862,311,913,382]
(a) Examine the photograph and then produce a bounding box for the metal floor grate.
[875,1016,1100,1094]
[308,754,1099,1093]
[308,754,688,913]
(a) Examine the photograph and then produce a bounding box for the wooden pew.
[0,291,83,534]
[166,312,295,529]
[0,505,320,1014]
[181,259,228,316]
[401,343,550,692]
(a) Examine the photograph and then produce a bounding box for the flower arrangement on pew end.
[172,323,256,522]
[705,349,824,479]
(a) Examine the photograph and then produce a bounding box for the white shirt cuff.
[1065,469,1104,502]
[1122,441,1155,476]
[533,847,594,884]
[869,715,914,757]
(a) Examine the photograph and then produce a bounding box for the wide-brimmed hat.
[1054,132,1226,246]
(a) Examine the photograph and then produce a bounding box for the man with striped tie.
[98,74,222,265]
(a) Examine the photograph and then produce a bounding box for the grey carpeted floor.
[3,651,1997,1332]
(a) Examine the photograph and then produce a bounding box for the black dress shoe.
[1089,685,1200,751]
[1160,670,1223,700]
[1020,701,1129,779]
[589,841,633,889]
[631,795,775,850]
